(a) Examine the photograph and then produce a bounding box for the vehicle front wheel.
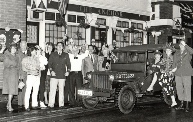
[118,85,136,114]
[82,96,99,109]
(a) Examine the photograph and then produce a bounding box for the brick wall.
[0,0,26,89]
[160,2,173,19]
[0,0,26,41]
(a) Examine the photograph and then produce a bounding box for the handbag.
[18,79,25,89]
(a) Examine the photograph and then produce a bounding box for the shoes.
[25,108,30,112]
[175,101,184,110]
[32,106,39,110]
[7,107,14,112]
[185,101,189,112]
[59,106,67,109]
[40,101,47,108]
[171,102,177,108]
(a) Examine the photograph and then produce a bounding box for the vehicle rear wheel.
[118,85,136,114]
[82,96,99,109]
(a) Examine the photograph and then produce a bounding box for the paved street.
[0,97,193,122]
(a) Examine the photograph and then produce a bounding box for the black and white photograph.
[0,0,193,121]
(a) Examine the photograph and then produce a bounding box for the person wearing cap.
[146,50,162,92]
[173,40,193,112]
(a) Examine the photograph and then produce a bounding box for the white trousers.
[48,78,65,107]
[25,75,40,109]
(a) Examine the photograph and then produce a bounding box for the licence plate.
[78,90,93,96]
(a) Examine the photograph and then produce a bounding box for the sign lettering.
[79,6,123,17]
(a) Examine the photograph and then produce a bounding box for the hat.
[154,50,162,55]
[163,43,175,52]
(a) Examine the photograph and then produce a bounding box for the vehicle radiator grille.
[91,74,111,91]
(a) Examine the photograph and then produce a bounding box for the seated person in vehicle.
[141,50,163,92]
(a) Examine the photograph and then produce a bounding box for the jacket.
[48,52,71,79]
[173,45,193,76]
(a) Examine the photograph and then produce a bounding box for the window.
[96,18,106,25]
[68,14,76,23]
[67,25,86,46]
[131,32,143,45]
[27,22,39,45]
[116,30,130,48]
[122,21,129,28]
[45,23,66,45]
[77,16,85,23]
[116,21,129,28]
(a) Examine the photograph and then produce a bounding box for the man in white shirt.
[68,47,89,107]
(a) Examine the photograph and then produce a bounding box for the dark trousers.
[69,71,83,105]
[39,70,46,102]
[64,76,70,103]
[18,77,27,106]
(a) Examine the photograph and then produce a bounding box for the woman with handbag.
[0,43,20,112]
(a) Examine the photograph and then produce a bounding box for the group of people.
[0,38,116,112]
[144,40,193,112]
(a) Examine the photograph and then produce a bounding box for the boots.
[176,101,184,110]
[185,101,189,112]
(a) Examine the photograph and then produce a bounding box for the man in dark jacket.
[48,42,71,108]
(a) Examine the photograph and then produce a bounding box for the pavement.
[0,88,115,122]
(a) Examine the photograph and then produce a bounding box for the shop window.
[68,14,76,23]
[45,23,66,45]
[67,25,86,46]
[131,32,143,45]
[116,30,130,48]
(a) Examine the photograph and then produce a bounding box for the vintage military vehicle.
[78,44,173,114]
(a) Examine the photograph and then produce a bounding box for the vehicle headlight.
[109,75,114,81]
[87,74,92,79]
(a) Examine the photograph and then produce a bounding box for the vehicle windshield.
[113,52,145,63]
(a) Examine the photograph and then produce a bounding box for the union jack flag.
[59,0,69,17]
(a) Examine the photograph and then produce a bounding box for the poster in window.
[27,22,39,46]
[0,28,21,48]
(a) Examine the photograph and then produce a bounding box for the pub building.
[27,0,152,50]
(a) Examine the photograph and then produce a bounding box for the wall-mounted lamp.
[31,0,46,13]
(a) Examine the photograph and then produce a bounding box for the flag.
[59,0,69,17]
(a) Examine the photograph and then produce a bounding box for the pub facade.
[27,0,152,50]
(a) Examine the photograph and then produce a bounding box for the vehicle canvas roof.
[113,44,166,52]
